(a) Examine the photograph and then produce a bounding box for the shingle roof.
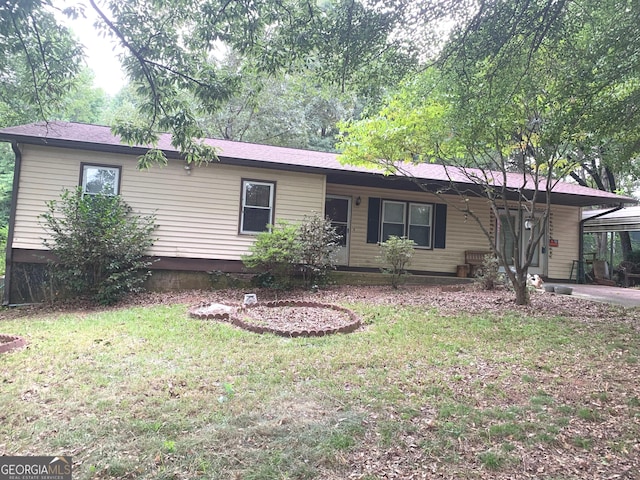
[0,121,635,207]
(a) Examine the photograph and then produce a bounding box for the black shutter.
[366,197,381,244]
[433,203,447,249]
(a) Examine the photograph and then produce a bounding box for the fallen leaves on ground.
[1,283,639,479]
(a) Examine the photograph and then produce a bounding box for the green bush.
[297,213,341,288]
[242,221,301,290]
[40,188,156,305]
[377,236,415,288]
[242,214,341,290]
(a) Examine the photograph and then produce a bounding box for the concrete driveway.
[551,283,640,308]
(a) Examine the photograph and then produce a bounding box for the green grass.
[0,300,638,478]
[477,449,508,469]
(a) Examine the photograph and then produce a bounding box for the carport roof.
[583,206,640,233]
[0,121,636,208]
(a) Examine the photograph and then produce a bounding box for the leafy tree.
[555,0,640,261]
[0,145,15,226]
[40,188,156,305]
[6,0,423,166]
[55,68,109,124]
[199,54,360,151]
[0,67,110,229]
[100,83,142,126]
[339,0,639,305]
[295,0,420,96]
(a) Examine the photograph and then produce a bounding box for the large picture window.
[381,200,433,248]
[240,180,275,234]
[81,164,121,195]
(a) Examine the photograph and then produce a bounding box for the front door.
[324,196,351,266]
[498,210,546,275]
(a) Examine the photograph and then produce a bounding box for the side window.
[240,180,275,234]
[81,164,121,195]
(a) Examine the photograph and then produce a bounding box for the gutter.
[577,204,624,283]
[3,141,22,305]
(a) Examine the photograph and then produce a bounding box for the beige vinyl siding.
[329,183,581,278]
[547,204,580,279]
[327,184,491,274]
[14,145,325,260]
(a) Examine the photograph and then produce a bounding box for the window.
[408,203,433,247]
[240,180,275,234]
[381,200,433,247]
[382,201,405,240]
[81,164,120,195]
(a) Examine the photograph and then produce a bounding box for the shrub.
[242,214,341,290]
[40,188,156,305]
[475,253,502,290]
[377,236,415,288]
[242,221,302,289]
[297,213,341,288]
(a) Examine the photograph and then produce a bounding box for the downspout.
[3,141,22,305]
[578,203,623,283]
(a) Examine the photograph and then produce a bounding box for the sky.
[53,2,127,96]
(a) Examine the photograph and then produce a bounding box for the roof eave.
[2,133,634,208]
[0,133,163,159]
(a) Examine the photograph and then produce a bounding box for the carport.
[581,206,640,283]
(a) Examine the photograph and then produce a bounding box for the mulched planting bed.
[0,334,26,353]
[189,300,361,337]
[234,301,360,337]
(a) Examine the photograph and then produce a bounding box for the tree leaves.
[5,0,424,163]
[0,0,83,124]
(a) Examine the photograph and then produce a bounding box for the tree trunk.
[513,279,530,305]
[595,232,608,260]
[619,231,633,261]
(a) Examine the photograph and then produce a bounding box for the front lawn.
[1,286,638,479]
